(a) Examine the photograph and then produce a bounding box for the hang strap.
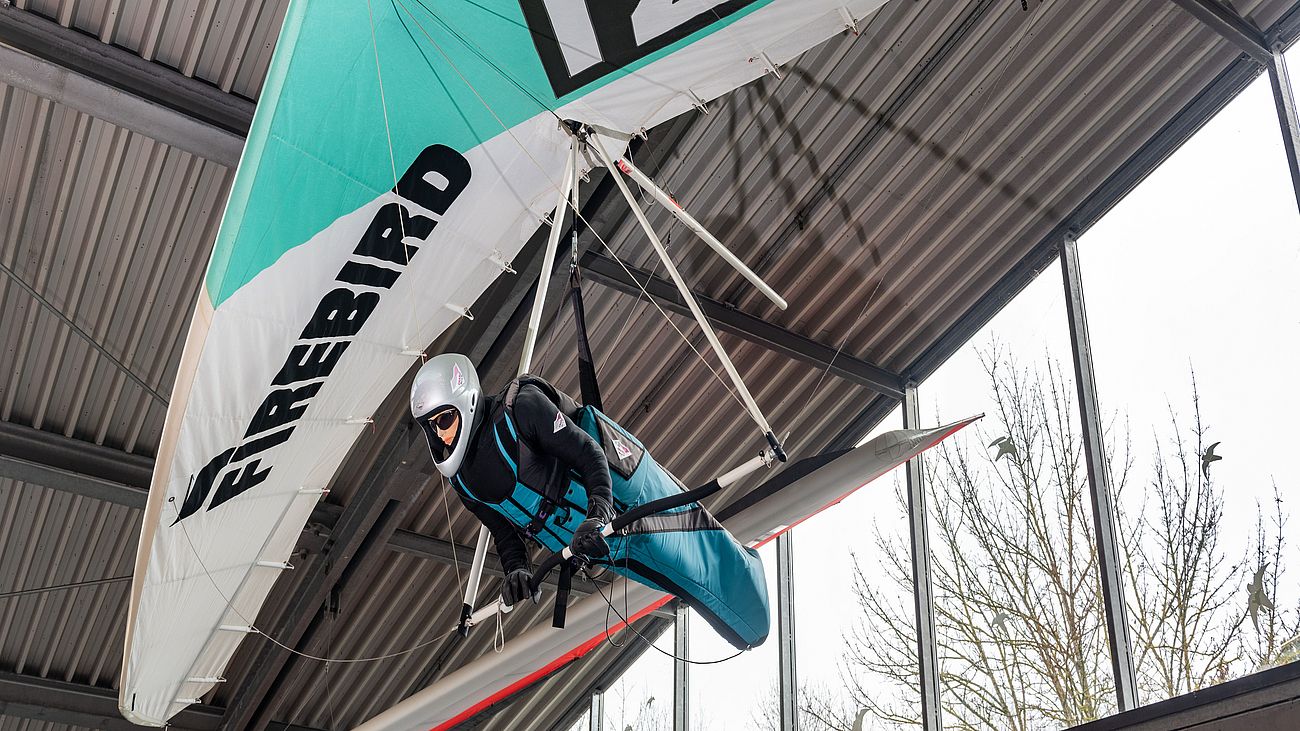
[553,559,574,628]
[568,266,603,412]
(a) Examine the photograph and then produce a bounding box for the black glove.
[570,499,615,559]
[501,567,539,607]
[570,518,610,559]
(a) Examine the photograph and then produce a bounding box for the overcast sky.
[572,39,1300,731]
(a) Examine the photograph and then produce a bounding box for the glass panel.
[916,265,1110,728]
[566,708,590,731]
[792,406,908,731]
[690,541,779,730]
[1078,69,1300,707]
[602,623,674,731]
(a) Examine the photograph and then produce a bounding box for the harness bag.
[457,375,770,650]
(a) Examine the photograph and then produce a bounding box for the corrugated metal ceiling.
[3,0,1298,729]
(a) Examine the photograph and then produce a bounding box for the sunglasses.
[429,408,458,431]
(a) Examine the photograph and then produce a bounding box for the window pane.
[602,623,674,731]
[920,266,1113,728]
[792,406,908,731]
[566,708,589,731]
[1078,69,1300,707]
[690,541,778,730]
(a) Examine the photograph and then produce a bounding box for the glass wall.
[1077,68,1300,706]
[601,623,674,730]
[566,708,590,731]
[918,264,1112,728]
[791,407,908,731]
[690,541,779,730]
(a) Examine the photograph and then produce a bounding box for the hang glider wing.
[121,0,891,725]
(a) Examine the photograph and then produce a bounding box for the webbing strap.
[553,560,573,628]
[568,267,603,412]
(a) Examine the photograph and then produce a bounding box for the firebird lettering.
[172,144,471,523]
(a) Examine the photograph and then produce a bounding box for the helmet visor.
[418,405,462,465]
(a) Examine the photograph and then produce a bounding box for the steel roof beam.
[0,421,538,579]
[0,5,250,165]
[1169,0,1272,64]
[0,422,151,507]
[1267,48,1300,215]
[581,251,905,399]
[310,503,598,595]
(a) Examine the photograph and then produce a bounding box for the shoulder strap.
[506,375,581,419]
[499,375,573,506]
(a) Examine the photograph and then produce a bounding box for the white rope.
[365,0,408,251]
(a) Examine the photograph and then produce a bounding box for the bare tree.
[1118,375,1243,699]
[602,675,670,731]
[798,347,1292,729]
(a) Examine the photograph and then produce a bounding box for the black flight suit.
[452,382,614,574]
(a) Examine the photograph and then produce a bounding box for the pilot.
[409,353,615,608]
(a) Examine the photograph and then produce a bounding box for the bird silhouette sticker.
[988,436,1018,462]
[1247,563,1275,631]
[1201,441,1223,480]
[991,610,1012,634]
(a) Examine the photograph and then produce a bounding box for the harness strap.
[523,500,554,537]
[568,266,604,412]
[553,560,573,628]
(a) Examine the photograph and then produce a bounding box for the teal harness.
[451,377,770,649]
[452,406,593,558]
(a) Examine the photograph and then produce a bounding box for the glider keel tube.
[355,417,977,731]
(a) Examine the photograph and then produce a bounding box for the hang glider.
[121,0,893,726]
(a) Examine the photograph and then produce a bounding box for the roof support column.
[903,384,942,731]
[1060,234,1140,711]
[674,604,690,731]
[776,533,798,731]
[1266,49,1300,215]
[589,689,604,731]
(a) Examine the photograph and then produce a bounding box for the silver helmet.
[410,353,481,477]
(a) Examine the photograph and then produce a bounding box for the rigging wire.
[585,563,744,666]
[586,533,745,665]
[0,574,131,600]
[366,0,409,253]
[181,2,905,669]
[374,3,781,667]
[440,474,465,587]
[399,0,562,124]
[166,497,461,664]
[0,260,167,406]
[802,277,884,419]
[385,0,754,417]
